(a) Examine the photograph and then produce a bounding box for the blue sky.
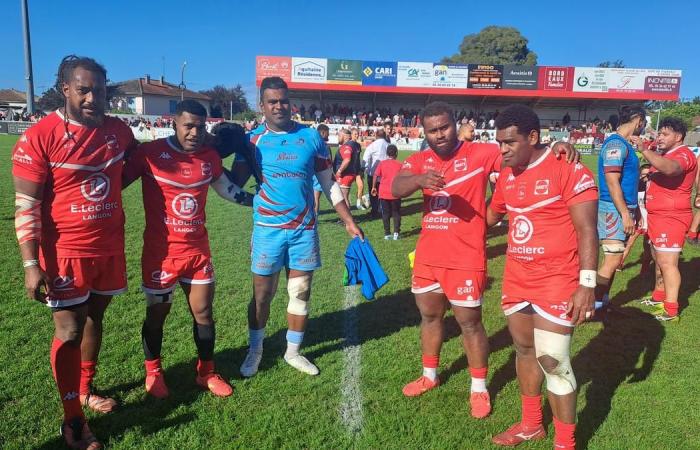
[3,0,699,104]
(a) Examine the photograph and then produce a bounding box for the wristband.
[579,270,597,288]
[22,259,39,268]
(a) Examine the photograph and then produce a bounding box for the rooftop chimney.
[160,75,165,84]
[145,74,150,84]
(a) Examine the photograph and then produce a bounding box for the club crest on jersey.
[81,173,110,202]
[511,215,534,244]
[453,158,468,172]
[180,167,192,178]
[429,191,452,215]
[517,182,527,199]
[296,138,305,145]
[534,179,550,195]
[201,162,212,176]
[151,270,174,282]
[53,275,75,290]
[104,134,118,150]
[172,193,198,219]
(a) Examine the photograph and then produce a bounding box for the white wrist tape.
[579,270,597,288]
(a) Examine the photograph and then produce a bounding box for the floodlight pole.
[21,0,35,114]
[179,61,187,101]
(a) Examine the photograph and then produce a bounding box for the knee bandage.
[534,328,576,395]
[602,243,625,255]
[145,291,173,307]
[287,275,311,316]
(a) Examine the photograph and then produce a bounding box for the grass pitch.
[1,134,699,449]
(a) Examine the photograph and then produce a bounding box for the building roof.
[111,76,210,101]
[0,89,27,103]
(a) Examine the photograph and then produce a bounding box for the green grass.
[1,133,699,449]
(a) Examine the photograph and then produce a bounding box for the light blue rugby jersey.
[248,122,331,229]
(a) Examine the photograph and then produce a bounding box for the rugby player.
[334,128,357,208]
[231,77,363,377]
[350,128,368,210]
[123,100,254,398]
[13,55,138,449]
[594,106,646,311]
[642,117,697,321]
[487,105,598,450]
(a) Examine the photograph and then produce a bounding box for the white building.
[111,75,211,116]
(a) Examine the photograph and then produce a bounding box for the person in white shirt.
[363,129,389,218]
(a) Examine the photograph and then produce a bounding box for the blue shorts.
[312,175,323,192]
[597,200,636,241]
[251,226,321,275]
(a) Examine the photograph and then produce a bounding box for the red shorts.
[411,262,485,307]
[647,213,690,253]
[338,174,356,187]
[501,295,573,327]
[42,254,127,308]
[142,253,215,294]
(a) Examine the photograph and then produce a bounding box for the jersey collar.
[527,147,551,169]
[56,109,86,127]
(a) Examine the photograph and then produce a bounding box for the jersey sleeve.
[561,162,598,206]
[489,173,507,214]
[484,143,502,173]
[668,149,694,172]
[11,128,49,184]
[601,139,628,173]
[313,131,332,172]
[211,152,224,180]
[401,152,423,175]
[339,144,353,161]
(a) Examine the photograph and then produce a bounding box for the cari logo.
[511,215,534,244]
[172,193,198,219]
[429,191,452,215]
[81,173,110,202]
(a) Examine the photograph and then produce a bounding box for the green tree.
[200,85,250,119]
[442,26,537,65]
[649,101,700,130]
[37,86,64,112]
[598,60,625,68]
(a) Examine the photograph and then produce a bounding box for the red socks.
[553,417,576,449]
[664,301,679,317]
[521,394,543,429]
[652,289,666,302]
[145,358,163,373]
[469,366,488,379]
[50,337,84,421]
[80,360,97,395]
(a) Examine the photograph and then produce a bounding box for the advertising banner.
[540,66,572,91]
[0,122,8,134]
[573,67,609,92]
[361,61,398,86]
[396,61,433,88]
[256,56,292,83]
[644,69,682,94]
[467,64,503,89]
[607,68,647,93]
[291,57,327,83]
[7,122,32,135]
[432,64,469,88]
[502,65,538,90]
[327,59,363,85]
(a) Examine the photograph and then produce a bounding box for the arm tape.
[211,175,252,206]
[15,193,42,244]
[316,168,344,206]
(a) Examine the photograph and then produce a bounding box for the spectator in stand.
[459,122,475,142]
[372,144,403,240]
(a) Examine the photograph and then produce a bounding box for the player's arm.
[391,169,445,198]
[641,147,683,177]
[486,173,506,227]
[567,199,598,326]
[486,207,505,227]
[604,172,634,235]
[14,176,50,303]
[210,171,254,206]
[335,146,351,179]
[316,167,363,239]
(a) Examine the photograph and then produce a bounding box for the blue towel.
[344,237,389,300]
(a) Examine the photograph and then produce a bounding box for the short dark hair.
[494,105,540,141]
[316,124,329,133]
[56,55,107,90]
[659,116,687,139]
[175,99,207,118]
[387,144,398,157]
[260,76,288,98]
[420,102,454,124]
[618,105,646,125]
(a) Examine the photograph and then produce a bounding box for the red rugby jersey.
[646,145,698,214]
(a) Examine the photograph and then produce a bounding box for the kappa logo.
[81,173,110,202]
[63,391,79,401]
[159,152,172,160]
[429,191,452,215]
[201,162,212,176]
[507,174,515,182]
[172,193,198,219]
[426,156,434,163]
[19,134,28,143]
[203,262,214,274]
[511,215,534,244]
[574,174,596,193]
[534,179,550,196]
[453,158,468,172]
[53,275,75,290]
[104,134,118,150]
[151,270,174,282]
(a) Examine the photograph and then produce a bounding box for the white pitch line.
[339,285,363,435]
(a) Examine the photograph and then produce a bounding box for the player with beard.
[12,55,138,449]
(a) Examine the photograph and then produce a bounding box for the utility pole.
[179,61,187,101]
[21,0,35,114]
